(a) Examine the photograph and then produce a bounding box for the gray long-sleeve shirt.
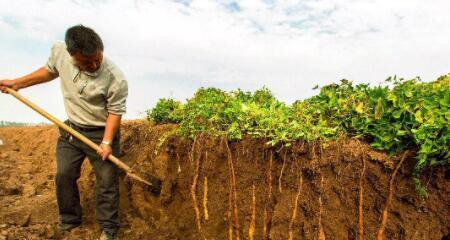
[46,42,128,127]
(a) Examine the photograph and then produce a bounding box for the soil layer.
[0,121,448,240]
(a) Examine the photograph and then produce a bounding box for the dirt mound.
[0,121,448,240]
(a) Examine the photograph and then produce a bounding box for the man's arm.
[97,113,122,160]
[0,67,58,93]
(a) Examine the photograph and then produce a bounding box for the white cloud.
[1,0,450,123]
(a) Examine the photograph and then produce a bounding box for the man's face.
[71,50,103,73]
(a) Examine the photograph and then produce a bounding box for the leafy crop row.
[148,75,450,181]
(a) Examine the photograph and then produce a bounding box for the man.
[0,25,128,240]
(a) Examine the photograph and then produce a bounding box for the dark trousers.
[56,122,120,230]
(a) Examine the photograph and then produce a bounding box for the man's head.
[65,25,104,73]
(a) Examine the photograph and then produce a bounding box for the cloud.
[173,0,193,7]
[1,0,450,123]
[223,1,241,12]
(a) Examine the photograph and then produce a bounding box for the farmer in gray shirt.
[0,25,127,240]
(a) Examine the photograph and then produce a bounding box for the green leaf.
[392,110,403,119]
[375,98,384,120]
[355,102,364,113]
[415,111,423,123]
[405,89,413,97]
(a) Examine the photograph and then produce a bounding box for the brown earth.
[0,120,448,240]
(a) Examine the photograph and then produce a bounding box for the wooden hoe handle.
[5,87,153,186]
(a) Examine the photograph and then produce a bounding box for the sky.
[1,0,450,123]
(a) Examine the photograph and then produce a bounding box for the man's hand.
[1,67,57,94]
[98,113,122,161]
[97,143,113,161]
[0,79,19,93]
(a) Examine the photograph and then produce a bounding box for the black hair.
[65,25,104,56]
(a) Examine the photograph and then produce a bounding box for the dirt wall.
[0,121,448,240]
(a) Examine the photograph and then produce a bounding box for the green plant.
[147,74,450,190]
[147,98,183,124]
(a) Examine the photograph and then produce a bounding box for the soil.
[0,120,448,240]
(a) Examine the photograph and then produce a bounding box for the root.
[226,139,233,240]
[249,184,256,240]
[176,152,181,173]
[288,174,303,240]
[311,142,325,240]
[228,179,233,240]
[189,136,197,163]
[263,209,268,240]
[318,175,325,240]
[190,138,205,239]
[226,140,240,240]
[204,150,210,170]
[376,151,408,240]
[278,151,287,193]
[203,151,209,221]
[311,143,317,163]
[358,153,367,240]
[263,151,274,240]
[269,151,273,196]
[203,176,209,221]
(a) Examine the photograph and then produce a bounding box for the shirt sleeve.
[106,77,128,115]
[45,43,61,76]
